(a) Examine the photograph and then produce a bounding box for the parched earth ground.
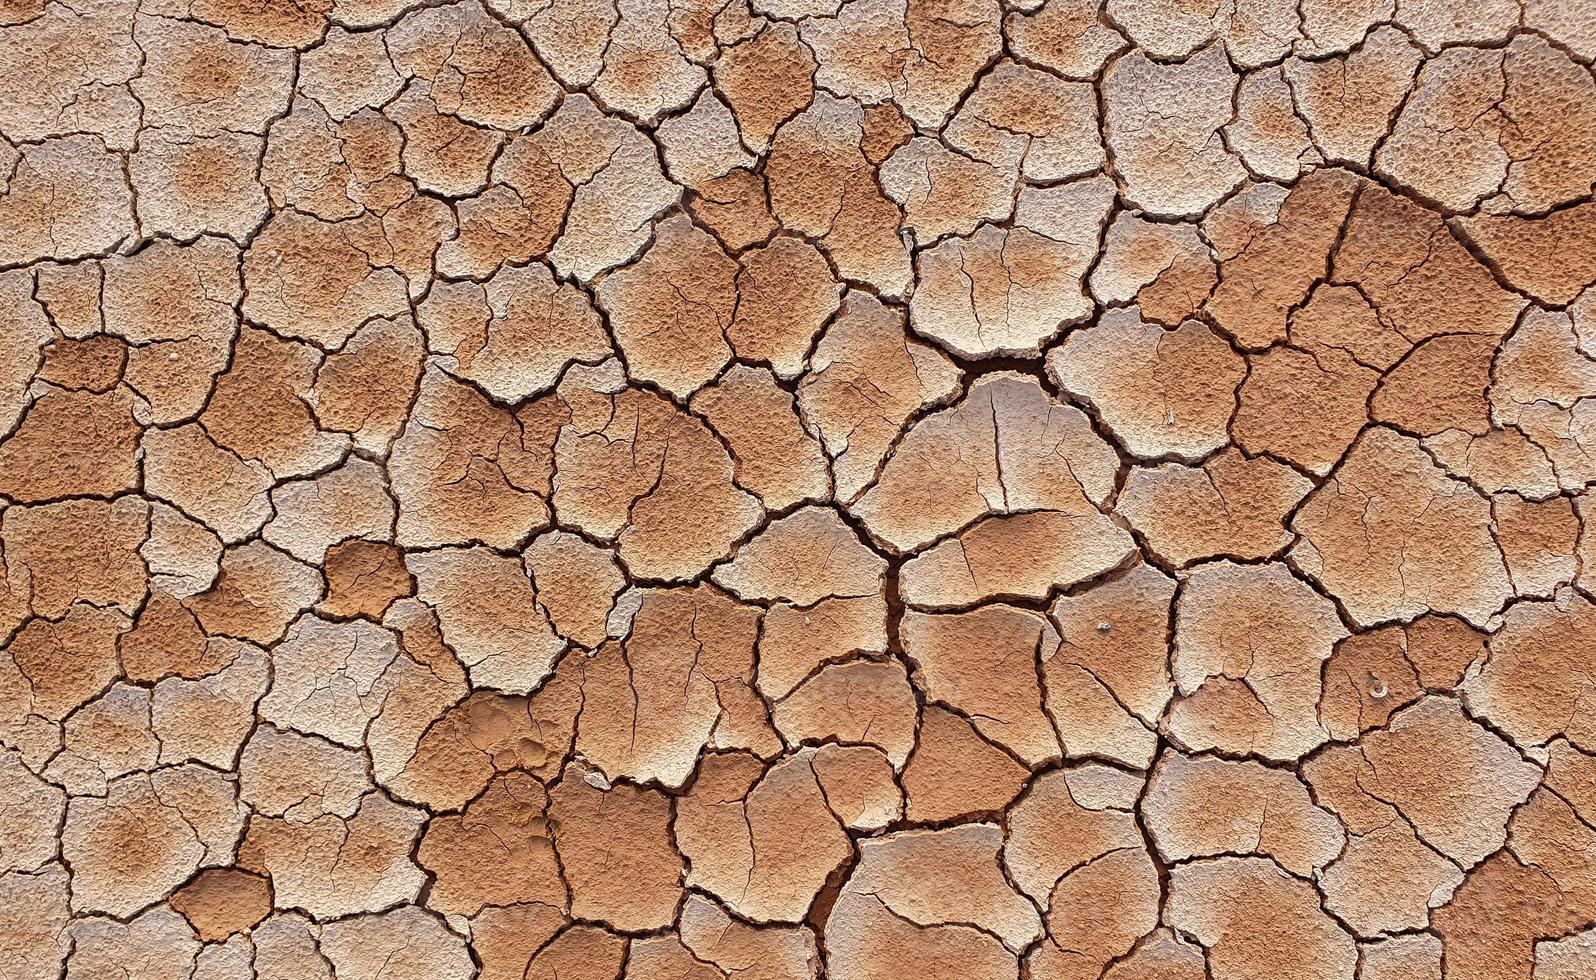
[3,0,1596,977]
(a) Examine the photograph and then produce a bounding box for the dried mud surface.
[2,0,1596,977]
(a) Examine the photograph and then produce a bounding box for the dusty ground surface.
[1,0,1596,977]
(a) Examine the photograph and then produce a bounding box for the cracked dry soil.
[3,0,1596,977]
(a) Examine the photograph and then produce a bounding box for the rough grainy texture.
[3,1,1596,977]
